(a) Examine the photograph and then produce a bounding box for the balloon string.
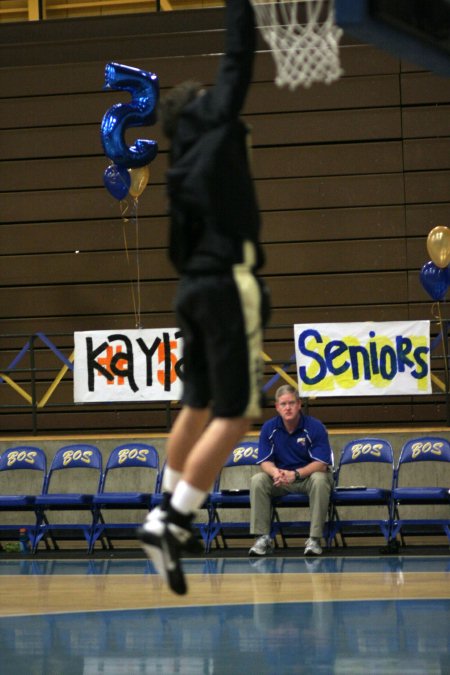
[134,197,142,329]
[434,301,449,392]
[120,199,130,223]
[121,198,139,328]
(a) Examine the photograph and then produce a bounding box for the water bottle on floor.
[19,528,31,553]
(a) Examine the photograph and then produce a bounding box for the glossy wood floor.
[0,555,449,674]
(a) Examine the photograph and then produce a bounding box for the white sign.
[294,321,431,397]
[74,329,183,403]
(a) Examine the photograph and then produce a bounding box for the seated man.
[249,384,334,557]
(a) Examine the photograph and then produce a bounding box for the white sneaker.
[304,558,323,573]
[137,517,187,595]
[139,502,203,556]
[248,535,274,557]
[144,505,166,524]
[304,537,322,556]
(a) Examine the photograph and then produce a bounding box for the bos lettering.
[410,441,443,459]
[117,447,149,464]
[232,445,258,463]
[62,449,93,466]
[351,442,382,460]
[7,450,37,466]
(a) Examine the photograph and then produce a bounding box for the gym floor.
[0,547,449,674]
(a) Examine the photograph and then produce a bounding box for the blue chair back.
[0,446,47,474]
[104,443,159,472]
[397,436,450,467]
[222,442,260,468]
[99,443,160,493]
[338,438,394,468]
[43,444,102,494]
[335,438,394,486]
[213,442,260,492]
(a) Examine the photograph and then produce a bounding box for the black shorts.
[175,270,269,418]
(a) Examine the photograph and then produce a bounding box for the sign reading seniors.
[294,321,431,397]
[74,329,183,403]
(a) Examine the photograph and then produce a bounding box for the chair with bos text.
[33,444,103,553]
[207,441,263,553]
[270,454,336,547]
[0,446,47,552]
[390,436,450,545]
[89,443,160,552]
[327,438,394,548]
[270,490,312,548]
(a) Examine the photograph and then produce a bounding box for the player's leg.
[140,268,265,594]
[139,414,250,594]
[164,405,211,479]
[139,405,209,547]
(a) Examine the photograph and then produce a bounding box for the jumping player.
[137,0,268,594]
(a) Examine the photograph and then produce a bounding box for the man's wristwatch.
[293,469,301,482]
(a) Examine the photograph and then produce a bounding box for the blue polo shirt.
[258,413,333,470]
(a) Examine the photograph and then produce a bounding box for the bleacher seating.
[33,444,103,553]
[207,441,261,552]
[1,434,449,554]
[0,445,47,551]
[89,443,160,552]
[390,436,450,545]
[328,438,394,547]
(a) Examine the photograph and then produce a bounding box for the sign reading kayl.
[74,329,183,403]
[294,321,431,397]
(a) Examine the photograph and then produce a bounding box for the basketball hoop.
[250,0,343,90]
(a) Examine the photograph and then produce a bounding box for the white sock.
[171,480,207,516]
[162,466,182,494]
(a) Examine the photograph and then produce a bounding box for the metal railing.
[1,323,449,435]
[0,327,297,434]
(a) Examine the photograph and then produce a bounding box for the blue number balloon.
[101,62,159,168]
[420,260,450,301]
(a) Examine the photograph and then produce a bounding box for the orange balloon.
[128,165,150,198]
[426,225,450,268]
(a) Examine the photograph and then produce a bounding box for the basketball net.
[250,0,343,90]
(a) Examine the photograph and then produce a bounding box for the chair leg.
[271,507,288,548]
[326,505,337,548]
[205,510,225,553]
[327,505,343,548]
[444,524,450,544]
[33,513,57,553]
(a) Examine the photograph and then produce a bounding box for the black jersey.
[166,0,264,275]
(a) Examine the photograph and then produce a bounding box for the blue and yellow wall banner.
[294,321,431,397]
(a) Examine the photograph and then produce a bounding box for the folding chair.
[89,443,160,552]
[328,438,394,547]
[270,456,336,548]
[390,436,450,545]
[33,444,102,553]
[0,446,47,552]
[207,441,262,552]
[270,491,311,548]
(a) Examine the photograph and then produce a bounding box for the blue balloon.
[103,164,131,200]
[420,260,450,301]
[101,62,159,168]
